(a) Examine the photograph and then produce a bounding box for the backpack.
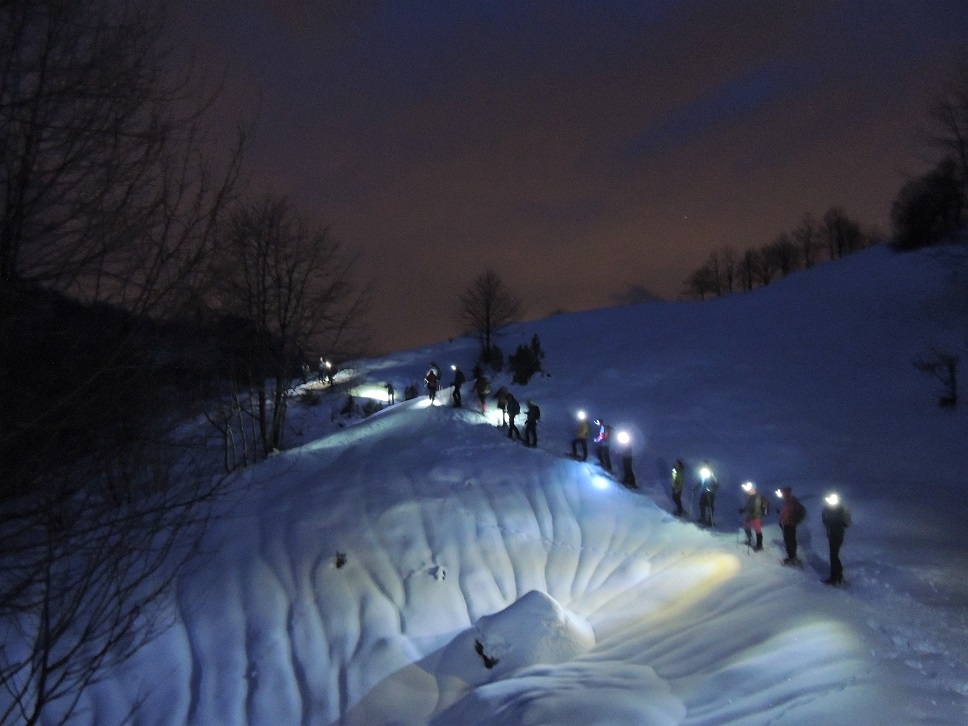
[757,493,769,518]
[792,499,806,525]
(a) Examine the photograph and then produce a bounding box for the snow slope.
[65,246,968,723]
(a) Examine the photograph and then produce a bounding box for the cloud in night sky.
[623,62,812,159]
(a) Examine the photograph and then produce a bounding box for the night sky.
[173,1,968,354]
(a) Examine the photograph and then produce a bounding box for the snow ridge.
[120,403,909,725]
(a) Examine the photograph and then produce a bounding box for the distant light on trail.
[351,384,391,402]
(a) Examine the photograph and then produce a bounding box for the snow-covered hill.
[71,246,968,723]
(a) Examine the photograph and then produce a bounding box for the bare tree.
[718,245,737,294]
[457,269,522,360]
[682,264,719,300]
[681,246,744,299]
[738,249,757,292]
[211,195,368,458]
[793,214,822,268]
[0,0,245,722]
[887,63,968,251]
[765,233,800,278]
[749,243,778,287]
[0,461,220,726]
[822,207,864,260]
[0,0,240,305]
[1,0,244,492]
[705,250,725,297]
[925,64,968,226]
[913,348,959,408]
[892,157,965,249]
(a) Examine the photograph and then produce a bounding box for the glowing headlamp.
[617,431,630,445]
[699,466,712,480]
[577,410,586,420]
[451,364,456,371]
[741,481,754,492]
[825,493,840,506]
[775,489,783,498]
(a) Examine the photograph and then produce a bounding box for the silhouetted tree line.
[891,65,968,251]
[891,64,968,409]
[684,64,968,300]
[0,285,339,502]
[0,2,365,723]
[682,207,877,300]
[508,334,545,385]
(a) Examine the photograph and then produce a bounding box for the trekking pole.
[738,527,750,556]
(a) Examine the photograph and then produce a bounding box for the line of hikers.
[670,459,851,585]
[420,365,849,585]
[569,410,637,489]
[424,363,541,448]
[424,367,634,481]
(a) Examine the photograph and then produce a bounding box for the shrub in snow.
[508,335,545,384]
[299,389,321,407]
[913,348,959,408]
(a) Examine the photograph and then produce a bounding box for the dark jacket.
[741,492,767,520]
[822,504,851,537]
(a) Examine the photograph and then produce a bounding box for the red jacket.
[779,495,801,527]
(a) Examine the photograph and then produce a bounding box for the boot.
[753,532,763,551]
